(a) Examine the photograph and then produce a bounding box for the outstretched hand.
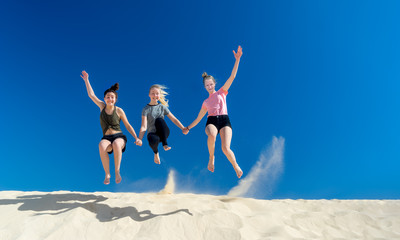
[182,127,189,135]
[80,70,89,81]
[233,45,243,60]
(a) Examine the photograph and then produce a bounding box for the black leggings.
[147,118,170,153]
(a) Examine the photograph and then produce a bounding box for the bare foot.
[207,156,215,172]
[234,165,243,178]
[163,145,171,151]
[154,153,161,164]
[104,175,111,185]
[115,172,122,184]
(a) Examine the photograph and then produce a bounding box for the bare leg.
[220,127,243,178]
[205,124,218,172]
[99,140,113,184]
[154,152,161,164]
[112,138,125,184]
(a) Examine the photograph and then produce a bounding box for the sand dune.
[0,190,399,240]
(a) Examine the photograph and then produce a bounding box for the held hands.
[182,127,189,135]
[233,45,243,60]
[135,138,143,146]
[80,70,89,81]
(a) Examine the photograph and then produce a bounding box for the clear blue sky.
[1,0,400,199]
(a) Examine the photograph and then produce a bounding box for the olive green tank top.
[100,106,122,136]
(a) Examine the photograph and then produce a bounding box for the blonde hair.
[150,84,169,107]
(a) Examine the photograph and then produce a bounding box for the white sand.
[0,190,399,240]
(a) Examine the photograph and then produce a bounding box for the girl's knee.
[99,142,109,151]
[112,140,124,150]
[221,145,231,154]
[205,124,218,136]
[155,117,165,124]
[155,118,167,129]
[206,129,217,138]
[99,144,112,155]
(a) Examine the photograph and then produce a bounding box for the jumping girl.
[183,46,243,178]
[81,70,140,185]
[138,84,186,164]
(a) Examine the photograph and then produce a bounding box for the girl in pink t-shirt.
[184,46,243,178]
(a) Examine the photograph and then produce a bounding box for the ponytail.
[104,83,119,98]
[202,72,216,85]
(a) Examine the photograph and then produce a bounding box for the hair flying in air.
[150,84,169,107]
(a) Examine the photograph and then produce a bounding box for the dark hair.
[202,72,216,85]
[104,83,119,98]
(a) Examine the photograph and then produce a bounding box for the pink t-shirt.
[202,88,228,116]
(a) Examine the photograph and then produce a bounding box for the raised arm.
[185,107,208,133]
[222,45,243,92]
[117,108,140,145]
[80,70,105,110]
[167,112,185,130]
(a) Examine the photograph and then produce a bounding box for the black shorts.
[205,115,232,133]
[101,132,127,154]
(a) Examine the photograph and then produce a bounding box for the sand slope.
[0,191,399,240]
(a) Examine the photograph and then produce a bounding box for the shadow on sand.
[0,193,192,222]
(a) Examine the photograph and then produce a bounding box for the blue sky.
[1,0,400,199]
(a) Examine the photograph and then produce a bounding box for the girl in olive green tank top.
[81,70,141,185]
[100,105,122,136]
